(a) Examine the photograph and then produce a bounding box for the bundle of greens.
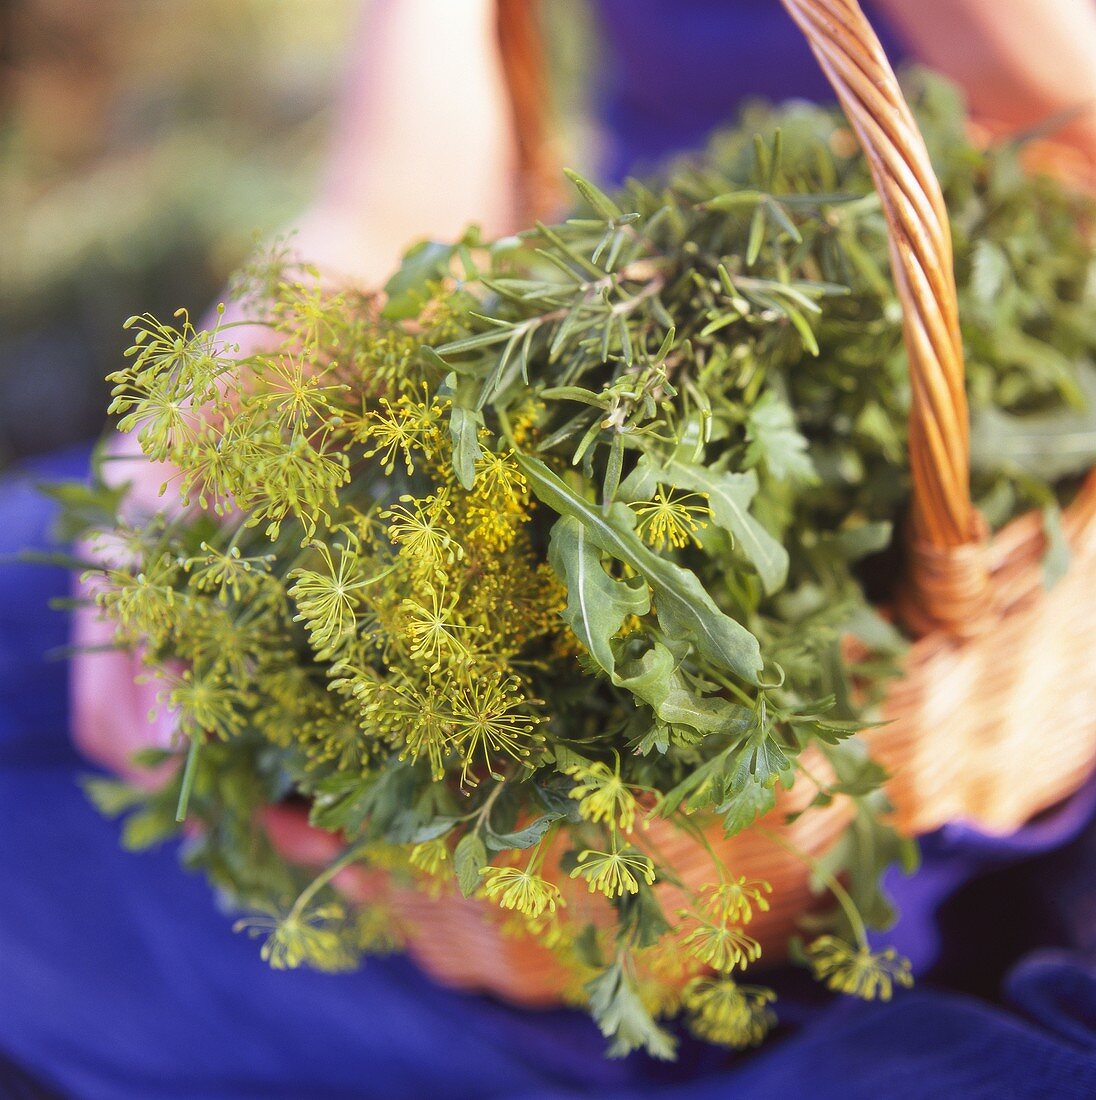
[71,74,1096,1058]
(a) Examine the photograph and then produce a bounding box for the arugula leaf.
[382,240,456,320]
[548,516,650,676]
[516,452,762,682]
[615,641,753,735]
[627,454,789,595]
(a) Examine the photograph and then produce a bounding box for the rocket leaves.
[548,516,650,677]
[623,453,789,594]
[518,452,762,683]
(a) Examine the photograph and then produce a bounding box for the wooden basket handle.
[496,0,991,635]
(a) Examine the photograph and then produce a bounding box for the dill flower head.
[183,542,274,604]
[234,903,359,973]
[682,977,777,1049]
[564,755,639,833]
[632,487,710,550]
[805,936,914,1001]
[382,492,462,575]
[289,540,380,658]
[448,672,543,786]
[399,585,474,670]
[409,838,450,878]
[570,845,656,898]
[698,877,772,925]
[679,917,762,973]
[480,865,564,920]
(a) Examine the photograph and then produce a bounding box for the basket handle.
[496,0,991,635]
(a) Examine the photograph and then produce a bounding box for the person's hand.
[875,0,1096,188]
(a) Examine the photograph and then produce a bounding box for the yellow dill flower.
[474,450,528,507]
[160,663,251,741]
[449,672,543,785]
[91,551,180,644]
[462,502,520,553]
[698,877,772,925]
[289,541,389,659]
[680,917,762,973]
[409,837,450,877]
[273,280,345,350]
[252,354,349,431]
[235,430,349,540]
[358,389,445,474]
[234,903,358,973]
[805,936,914,1001]
[382,492,462,574]
[479,866,564,919]
[350,904,405,954]
[682,977,777,1049]
[570,844,655,898]
[184,543,274,604]
[400,585,474,670]
[632,486,710,550]
[389,681,456,780]
[565,755,639,833]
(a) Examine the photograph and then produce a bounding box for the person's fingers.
[262,805,386,904]
[69,603,176,783]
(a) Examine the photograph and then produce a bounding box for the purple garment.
[591,0,906,183]
[1,463,1094,1098]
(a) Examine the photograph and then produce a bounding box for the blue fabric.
[2,452,1095,1097]
[591,0,905,183]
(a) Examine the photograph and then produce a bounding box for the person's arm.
[294,0,517,284]
[874,0,1096,176]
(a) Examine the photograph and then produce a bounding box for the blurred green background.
[0,0,596,467]
[1,0,358,464]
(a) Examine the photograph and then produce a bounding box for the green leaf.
[717,766,776,836]
[516,453,762,683]
[547,516,650,676]
[970,362,1096,482]
[615,641,753,735]
[626,454,789,595]
[585,959,677,1060]
[564,168,623,221]
[745,393,818,485]
[81,776,148,817]
[485,812,563,852]
[382,240,456,320]
[450,404,485,490]
[454,833,488,897]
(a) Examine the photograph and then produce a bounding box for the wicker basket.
[268,0,1096,1005]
